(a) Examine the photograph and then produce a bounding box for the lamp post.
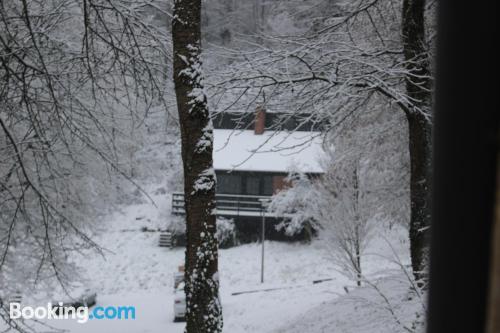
[259,198,271,284]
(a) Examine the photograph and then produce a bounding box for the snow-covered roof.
[213,129,324,173]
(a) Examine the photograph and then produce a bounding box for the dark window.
[262,175,273,195]
[283,117,297,131]
[217,173,241,194]
[245,176,260,195]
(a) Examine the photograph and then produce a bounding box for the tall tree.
[402,0,432,283]
[172,0,223,332]
[0,2,168,326]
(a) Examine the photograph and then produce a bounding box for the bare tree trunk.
[353,166,362,287]
[402,0,432,283]
[355,243,362,287]
[172,1,223,332]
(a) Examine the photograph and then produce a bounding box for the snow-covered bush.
[167,215,186,236]
[269,172,316,237]
[167,216,236,248]
[216,217,237,248]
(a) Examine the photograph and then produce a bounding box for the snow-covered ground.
[2,187,419,333]
[277,274,425,333]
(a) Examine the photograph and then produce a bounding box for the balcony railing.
[171,192,277,217]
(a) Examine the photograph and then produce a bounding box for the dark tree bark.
[353,166,362,287]
[402,0,432,283]
[172,1,223,332]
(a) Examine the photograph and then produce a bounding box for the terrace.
[171,192,277,218]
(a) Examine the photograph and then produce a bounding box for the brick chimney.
[254,106,266,135]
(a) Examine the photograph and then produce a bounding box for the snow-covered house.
[172,108,325,241]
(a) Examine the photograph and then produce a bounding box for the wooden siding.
[272,175,291,194]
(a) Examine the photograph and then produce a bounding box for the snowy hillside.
[0,185,418,333]
[277,275,425,333]
[0,119,421,333]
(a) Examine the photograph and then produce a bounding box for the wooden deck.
[171,192,277,217]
